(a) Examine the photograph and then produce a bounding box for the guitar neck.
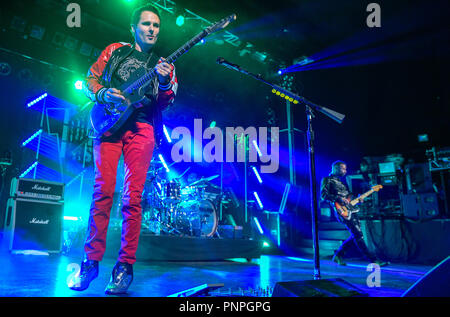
[166,30,207,64]
[127,30,208,93]
[350,188,376,205]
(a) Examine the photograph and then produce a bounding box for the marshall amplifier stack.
[3,178,64,253]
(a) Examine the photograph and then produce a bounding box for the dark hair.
[332,160,346,170]
[130,4,161,27]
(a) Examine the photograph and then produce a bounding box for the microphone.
[216,57,241,71]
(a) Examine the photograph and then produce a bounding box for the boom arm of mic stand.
[271,84,345,124]
[216,58,346,124]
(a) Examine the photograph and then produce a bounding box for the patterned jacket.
[320,175,351,205]
[83,42,178,147]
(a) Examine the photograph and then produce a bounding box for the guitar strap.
[144,52,160,97]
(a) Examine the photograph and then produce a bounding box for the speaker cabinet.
[4,198,63,252]
[401,193,439,219]
[272,278,368,297]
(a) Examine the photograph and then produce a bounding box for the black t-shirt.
[111,49,158,125]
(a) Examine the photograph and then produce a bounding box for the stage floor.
[0,250,434,297]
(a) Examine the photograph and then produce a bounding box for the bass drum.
[173,199,218,237]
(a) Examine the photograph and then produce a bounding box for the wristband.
[158,82,172,91]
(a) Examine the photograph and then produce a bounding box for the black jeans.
[334,211,376,262]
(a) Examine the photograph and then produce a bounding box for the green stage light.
[74,80,83,90]
[176,15,185,27]
[209,121,216,128]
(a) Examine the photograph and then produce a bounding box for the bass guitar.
[334,185,383,220]
[90,13,236,138]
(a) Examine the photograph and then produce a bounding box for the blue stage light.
[163,125,172,143]
[252,140,263,157]
[21,129,43,147]
[19,161,38,178]
[158,154,170,172]
[253,191,263,209]
[27,93,48,108]
[63,216,79,221]
[253,217,264,234]
[252,166,263,184]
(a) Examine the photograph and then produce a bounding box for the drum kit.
[141,160,222,237]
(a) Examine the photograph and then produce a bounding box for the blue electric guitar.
[90,13,236,138]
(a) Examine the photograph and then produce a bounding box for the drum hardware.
[141,173,219,237]
[188,174,219,187]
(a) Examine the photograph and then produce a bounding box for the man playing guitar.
[320,161,388,266]
[69,4,178,294]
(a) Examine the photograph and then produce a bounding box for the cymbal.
[188,175,219,186]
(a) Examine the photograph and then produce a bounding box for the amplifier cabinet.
[10,177,64,201]
[401,193,439,220]
[4,198,63,252]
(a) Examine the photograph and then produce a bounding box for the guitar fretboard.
[126,30,208,93]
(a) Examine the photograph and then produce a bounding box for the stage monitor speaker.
[272,278,368,297]
[402,256,450,297]
[4,198,63,252]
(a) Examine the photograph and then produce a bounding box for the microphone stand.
[217,57,346,280]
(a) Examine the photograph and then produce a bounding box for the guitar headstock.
[206,14,237,34]
[372,185,383,191]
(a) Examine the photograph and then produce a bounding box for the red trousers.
[84,122,155,264]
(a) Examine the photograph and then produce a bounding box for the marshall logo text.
[29,218,50,225]
[31,184,52,191]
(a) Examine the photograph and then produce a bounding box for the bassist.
[320,161,388,266]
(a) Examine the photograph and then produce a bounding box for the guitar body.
[333,185,383,221]
[334,200,360,221]
[90,68,150,138]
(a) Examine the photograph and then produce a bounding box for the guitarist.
[320,161,388,266]
[69,4,178,294]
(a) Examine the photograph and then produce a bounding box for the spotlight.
[64,36,78,51]
[74,80,83,90]
[0,62,12,76]
[30,25,45,40]
[176,15,185,27]
[10,16,27,32]
[79,42,93,57]
[52,32,65,46]
[18,68,32,81]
